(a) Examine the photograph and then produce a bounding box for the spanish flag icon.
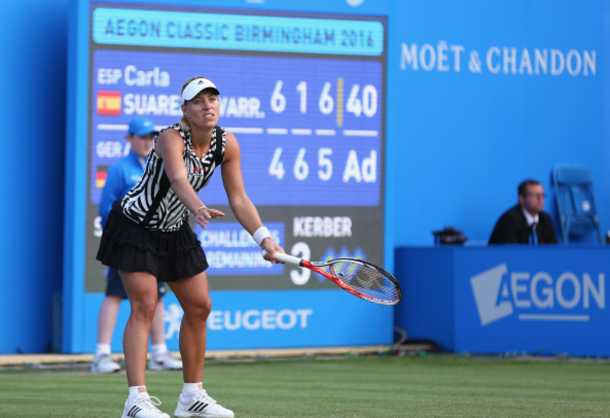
[96,169,108,188]
[97,91,121,115]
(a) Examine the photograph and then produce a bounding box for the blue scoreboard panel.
[84,3,387,292]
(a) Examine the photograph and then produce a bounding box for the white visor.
[180,78,220,101]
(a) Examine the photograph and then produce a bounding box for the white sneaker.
[121,394,170,418]
[91,353,121,374]
[149,352,183,370]
[174,390,234,418]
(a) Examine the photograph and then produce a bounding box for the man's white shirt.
[521,206,539,228]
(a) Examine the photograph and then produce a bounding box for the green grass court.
[0,356,608,418]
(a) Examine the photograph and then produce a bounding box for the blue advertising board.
[395,246,609,357]
[454,247,608,356]
[83,289,393,352]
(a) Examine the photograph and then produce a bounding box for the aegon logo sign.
[471,264,605,326]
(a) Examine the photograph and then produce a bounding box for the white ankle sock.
[95,343,111,356]
[128,386,148,400]
[183,382,203,396]
[151,344,168,357]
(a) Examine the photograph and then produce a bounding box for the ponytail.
[179,115,190,132]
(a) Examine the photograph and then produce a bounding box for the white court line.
[225,127,264,134]
[343,130,379,137]
[315,129,336,136]
[291,129,312,135]
[267,128,288,134]
[518,314,590,321]
[98,124,128,130]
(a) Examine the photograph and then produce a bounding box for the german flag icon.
[96,170,108,188]
[97,91,121,115]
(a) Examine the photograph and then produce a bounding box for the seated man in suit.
[489,180,558,245]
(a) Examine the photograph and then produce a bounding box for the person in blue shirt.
[91,117,183,374]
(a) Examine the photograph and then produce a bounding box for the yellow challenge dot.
[336,77,344,127]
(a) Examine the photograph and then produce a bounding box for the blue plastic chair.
[552,165,603,244]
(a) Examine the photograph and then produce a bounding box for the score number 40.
[271,81,378,116]
[269,147,377,183]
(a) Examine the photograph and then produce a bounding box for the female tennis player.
[97,76,284,418]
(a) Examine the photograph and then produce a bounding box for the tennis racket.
[264,251,402,306]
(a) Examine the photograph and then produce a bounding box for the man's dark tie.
[530,223,538,245]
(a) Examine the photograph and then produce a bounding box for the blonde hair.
[179,76,212,132]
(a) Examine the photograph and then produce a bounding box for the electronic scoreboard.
[84,3,387,294]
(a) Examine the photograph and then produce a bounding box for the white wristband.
[194,205,207,216]
[252,226,272,247]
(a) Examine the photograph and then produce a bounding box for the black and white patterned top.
[121,123,226,232]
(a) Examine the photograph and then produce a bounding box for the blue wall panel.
[394,248,456,351]
[0,0,69,354]
[387,0,606,246]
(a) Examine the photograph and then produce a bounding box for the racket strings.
[330,261,400,303]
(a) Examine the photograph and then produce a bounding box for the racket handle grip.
[262,250,302,266]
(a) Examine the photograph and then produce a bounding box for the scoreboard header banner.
[93,7,385,56]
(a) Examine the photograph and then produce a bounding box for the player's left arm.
[221,131,284,259]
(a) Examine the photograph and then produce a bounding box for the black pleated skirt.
[96,204,208,282]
